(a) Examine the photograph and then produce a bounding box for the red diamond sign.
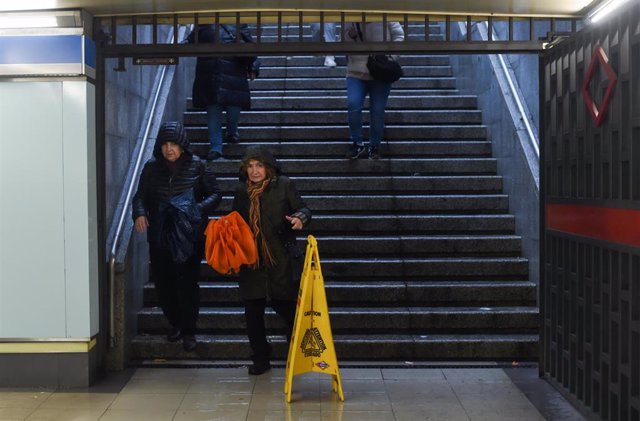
[581,45,617,127]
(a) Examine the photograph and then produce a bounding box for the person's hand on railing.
[135,216,149,233]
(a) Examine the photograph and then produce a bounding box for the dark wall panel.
[541,2,640,420]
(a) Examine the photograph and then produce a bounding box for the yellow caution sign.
[284,235,344,402]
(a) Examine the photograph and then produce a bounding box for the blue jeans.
[310,22,336,42]
[206,104,241,153]
[346,76,391,148]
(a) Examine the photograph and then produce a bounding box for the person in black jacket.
[232,146,311,375]
[187,24,260,161]
[132,121,221,351]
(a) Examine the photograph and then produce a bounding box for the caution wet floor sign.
[284,235,344,402]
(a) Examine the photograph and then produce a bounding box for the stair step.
[237,95,478,110]
[144,281,537,306]
[190,93,475,110]
[285,214,517,234]
[190,141,493,159]
[197,158,497,176]
[184,110,483,125]
[200,214,518,235]
[249,77,458,90]
[248,88,461,97]
[254,95,477,110]
[293,235,523,255]
[157,234,522,260]
[214,175,501,193]
[199,257,529,279]
[256,66,454,78]
[130,333,538,360]
[138,306,539,333]
[186,125,487,140]
[247,33,447,43]
[213,194,509,214]
[257,55,451,67]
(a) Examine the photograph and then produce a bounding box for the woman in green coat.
[232,146,311,375]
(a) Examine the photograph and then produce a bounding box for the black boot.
[167,328,183,342]
[182,334,197,352]
[248,360,271,375]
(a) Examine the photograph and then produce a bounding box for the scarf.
[247,178,276,268]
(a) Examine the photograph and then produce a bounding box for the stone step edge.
[132,333,540,343]
[144,280,537,288]
[139,306,540,314]
[131,360,537,368]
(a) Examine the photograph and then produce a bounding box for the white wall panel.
[0,82,67,337]
[62,81,99,337]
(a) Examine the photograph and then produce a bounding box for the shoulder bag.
[354,23,403,83]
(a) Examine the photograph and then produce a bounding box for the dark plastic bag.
[162,211,196,264]
[157,190,202,264]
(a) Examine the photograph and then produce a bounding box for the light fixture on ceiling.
[0,10,82,30]
[0,15,58,28]
[588,0,630,23]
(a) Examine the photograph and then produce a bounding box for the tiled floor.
[0,365,585,421]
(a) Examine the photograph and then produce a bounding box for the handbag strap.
[220,24,236,42]
[220,24,253,44]
[355,23,364,42]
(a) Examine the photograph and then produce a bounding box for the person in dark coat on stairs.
[132,121,222,352]
[187,24,260,161]
[232,146,311,375]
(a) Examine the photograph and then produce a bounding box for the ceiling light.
[0,16,58,28]
[588,0,629,23]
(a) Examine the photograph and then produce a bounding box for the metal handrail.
[459,21,540,158]
[106,26,184,348]
[493,41,540,157]
[107,66,167,348]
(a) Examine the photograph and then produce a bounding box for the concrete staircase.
[131,24,538,362]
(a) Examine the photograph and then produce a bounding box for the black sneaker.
[225,134,240,144]
[368,146,380,160]
[182,334,197,352]
[207,150,223,160]
[345,143,366,160]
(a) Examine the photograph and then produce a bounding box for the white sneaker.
[324,56,336,67]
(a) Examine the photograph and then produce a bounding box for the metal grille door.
[541,1,640,420]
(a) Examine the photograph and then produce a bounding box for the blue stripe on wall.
[0,35,82,65]
[84,36,96,68]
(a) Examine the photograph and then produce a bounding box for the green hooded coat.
[232,146,311,300]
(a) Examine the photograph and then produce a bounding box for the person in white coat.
[310,22,337,66]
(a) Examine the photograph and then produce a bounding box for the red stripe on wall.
[546,203,640,248]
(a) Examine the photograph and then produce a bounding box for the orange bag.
[204,211,257,275]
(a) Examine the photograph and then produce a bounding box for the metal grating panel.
[541,1,640,420]
[93,11,582,57]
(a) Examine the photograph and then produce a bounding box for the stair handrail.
[457,21,540,159]
[106,26,187,348]
[488,26,540,158]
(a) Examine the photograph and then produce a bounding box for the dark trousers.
[149,245,201,334]
[244,298,296,363]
